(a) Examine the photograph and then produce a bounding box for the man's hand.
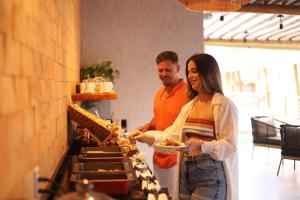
[129,130,155,146]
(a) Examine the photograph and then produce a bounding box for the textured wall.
[81,0,204,132]
[0,0,80,198]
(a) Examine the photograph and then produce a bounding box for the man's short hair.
[156,51,178,65]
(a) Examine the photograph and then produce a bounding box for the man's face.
[157,60,179,87]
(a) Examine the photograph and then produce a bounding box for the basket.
[68,105,114,145]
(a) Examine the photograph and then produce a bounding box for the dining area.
[239,131,300,200]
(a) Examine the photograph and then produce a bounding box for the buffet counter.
[42,145,149,199]
[41,102,169,200]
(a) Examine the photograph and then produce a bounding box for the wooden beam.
[237,4,300,15]
[205,38,300,50]
[290,0,300,6]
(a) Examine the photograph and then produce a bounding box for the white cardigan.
[146,93,239,200]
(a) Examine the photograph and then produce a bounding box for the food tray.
[72,161,130,173]
[76,146,124,162]
[77,153,124,162]
[80,146,124,155]
[71,157,134,174]
[70,172,134,195]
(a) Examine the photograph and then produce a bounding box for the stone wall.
[0,0,81,198]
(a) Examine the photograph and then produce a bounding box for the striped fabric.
[182,118,216,141]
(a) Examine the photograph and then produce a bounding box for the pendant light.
[278,15,284,29]
[177,0,250,12]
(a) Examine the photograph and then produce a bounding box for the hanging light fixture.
[177,0,250,12]
[243,30,248,43]
[220,14,225,21]
[278,14,284,29]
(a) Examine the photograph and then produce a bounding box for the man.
[137,51,188,198]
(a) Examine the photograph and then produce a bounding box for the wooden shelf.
[71,92,117,101]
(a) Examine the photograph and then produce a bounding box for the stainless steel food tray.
[72,159,132,174]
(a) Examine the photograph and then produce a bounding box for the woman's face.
[187,60,201,92]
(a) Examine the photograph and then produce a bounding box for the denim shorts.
[179,154,227,200]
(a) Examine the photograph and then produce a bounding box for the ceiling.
[203,0,300,49]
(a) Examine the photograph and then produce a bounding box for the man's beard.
[162,80,173,87]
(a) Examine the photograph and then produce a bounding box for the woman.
[130,53,238,200]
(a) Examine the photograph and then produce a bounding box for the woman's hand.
[128,130,155,146]
[128,130,142,143]
[185,138,204,152]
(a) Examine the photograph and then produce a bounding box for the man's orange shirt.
[153,80,188,169]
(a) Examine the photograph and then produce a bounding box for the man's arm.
[137,118,155,132]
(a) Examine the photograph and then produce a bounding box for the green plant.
[80,61,120,82]
[79,61,119,111]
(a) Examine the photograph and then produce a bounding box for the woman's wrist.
[145,135,155,146]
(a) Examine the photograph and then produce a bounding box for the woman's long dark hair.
[185,53,223,100]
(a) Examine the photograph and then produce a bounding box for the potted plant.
[80,60,120,82]
[79,60,119,111]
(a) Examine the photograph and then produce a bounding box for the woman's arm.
[145,101,191,143]
[130,100,192,146]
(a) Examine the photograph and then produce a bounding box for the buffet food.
[97,168,121,172]
[159,139,184,147]
[68,101,137,156]
[80,146,123,155]
[68,102,117,145]
[158,193,168,200]
[154,139,187,154]
[86,150,106,153]
[117,138,137,156]
[67,102,171,198]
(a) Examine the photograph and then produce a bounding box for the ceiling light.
[278,14,284,29]
[243,30,248,43]
[177,0,250,12]
[220,14,224,21]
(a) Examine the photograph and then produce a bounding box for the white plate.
[153,142,188,154]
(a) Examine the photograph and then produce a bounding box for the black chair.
[251,116,288,159]
[277,125,300,176]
